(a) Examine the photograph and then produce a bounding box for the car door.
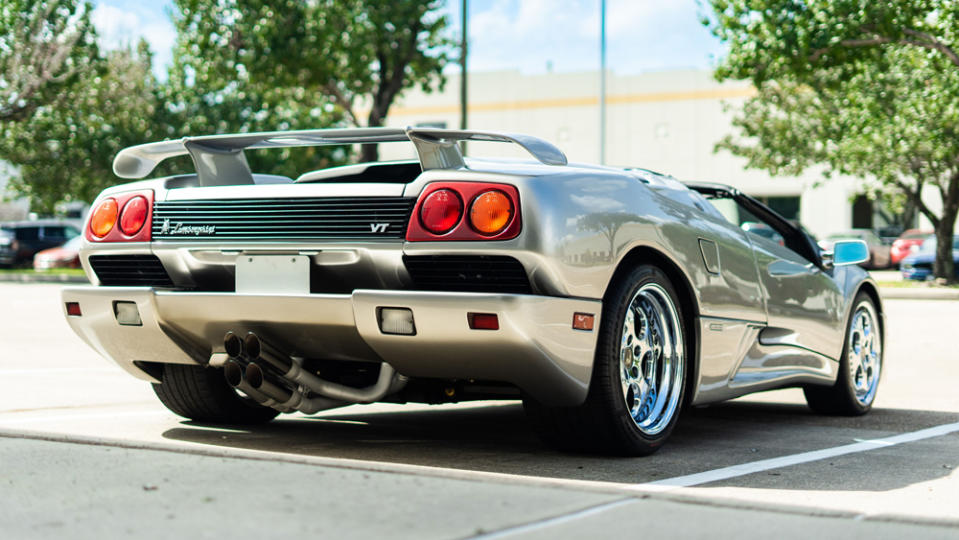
[734,196,846,359]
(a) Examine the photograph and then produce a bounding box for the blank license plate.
[235,255,310,294]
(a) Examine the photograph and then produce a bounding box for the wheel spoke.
[616,283,684,435]
[845,302,882,405]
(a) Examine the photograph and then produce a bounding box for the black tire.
[152,364,279,424]
[804,292,882,415]
[524,265,688,456]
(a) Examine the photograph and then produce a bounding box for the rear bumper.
[61,287,602,406]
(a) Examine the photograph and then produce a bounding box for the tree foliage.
[171,0,452,162]
[0,0,98,122]
[0,43,162,213]
[707,0,959,281]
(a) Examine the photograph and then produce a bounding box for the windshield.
[918,236,959,252]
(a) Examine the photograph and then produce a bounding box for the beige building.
[379,68,933,239]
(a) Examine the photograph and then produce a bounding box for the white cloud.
[460,0,721,75]
[92,2,176,78]
[92,4,141,49]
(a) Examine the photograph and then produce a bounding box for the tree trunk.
[359,142,379,163]
[932,203,957,283]
[358,102,389,163]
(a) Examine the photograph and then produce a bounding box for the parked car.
[890,229,933,265]
[900,236,959,281]
[874,225,903,246]
[0,221,81,266]
[33,236,84,270]
[819,229,891,269]
[0,228,16,266]
[62,128,883,455]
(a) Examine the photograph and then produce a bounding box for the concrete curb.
[0,273,89,284]
[879,287,959,301]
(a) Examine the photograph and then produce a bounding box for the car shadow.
[161,400,958,490]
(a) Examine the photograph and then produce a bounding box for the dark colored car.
[0,221,81,266]
[874,225,904,246]
[0,228,15,266]
[819,229,891,269]
[890,229,933,265]
[900,236,959,281]
[33,236,84,270]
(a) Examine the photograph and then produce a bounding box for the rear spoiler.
[112,127,568,186]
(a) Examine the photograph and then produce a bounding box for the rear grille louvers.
[403,255,533,294]
[89,255,174,287]
[151,197,415,241]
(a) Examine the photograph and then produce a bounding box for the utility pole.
[460,0,468,155]
[599,0,607,165]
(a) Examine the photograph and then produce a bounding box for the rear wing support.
[112,127,568,186]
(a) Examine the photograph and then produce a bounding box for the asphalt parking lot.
[1,283,957,538]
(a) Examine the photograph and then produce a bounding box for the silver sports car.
[62,128,883,455]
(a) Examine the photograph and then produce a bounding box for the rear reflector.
[468,312,499,330]
[572,312,594,331]
[113,301,142,326]
[378,307,415,335]
[65,302,82,317]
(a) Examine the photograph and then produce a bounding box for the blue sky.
[92,0,725,78]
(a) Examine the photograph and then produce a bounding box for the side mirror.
[822,239,869,268]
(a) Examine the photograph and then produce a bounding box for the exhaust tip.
[224,331,243,358]
[246,362,265,389]
[223,359,244,387]
[244,332,261,360]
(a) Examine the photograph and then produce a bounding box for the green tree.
[707,0,959,281]
[0,0,98,122]
[171,0,452,163]
[0,43,161,213]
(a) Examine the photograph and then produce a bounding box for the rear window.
[16,226,40,241]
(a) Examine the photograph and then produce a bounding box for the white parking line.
[637,421,959,490]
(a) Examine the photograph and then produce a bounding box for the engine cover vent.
[152,197,415,241]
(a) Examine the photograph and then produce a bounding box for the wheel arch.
[606,245,700,406]
[853,280,885,349]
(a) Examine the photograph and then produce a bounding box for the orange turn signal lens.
[90,198,119,238]
[469,190,513,236]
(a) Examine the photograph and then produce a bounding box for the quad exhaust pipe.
[222,359,292,412]
[243,332,402,404]
[220,331,405,415]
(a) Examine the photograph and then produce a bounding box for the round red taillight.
[419,189,463,234]
[469,190,514,236]
[119,196,149,236]
[89,198,118,238]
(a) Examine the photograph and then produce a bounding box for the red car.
[890,229,932,265]
[32,236,83,270]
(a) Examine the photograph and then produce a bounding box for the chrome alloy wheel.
[848,300,882,406]
[619,283,685,436]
